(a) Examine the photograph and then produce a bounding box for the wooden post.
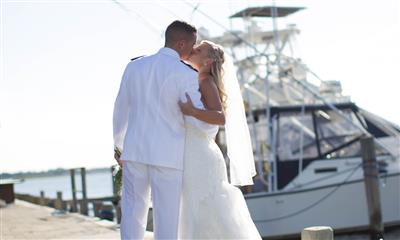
[0,181,16,203]
[70,169,78,212]
[39,191,46,206]
[301,226,333,240]
[361,136,384,240]
[55,191,63,210]
[80,167,88,215]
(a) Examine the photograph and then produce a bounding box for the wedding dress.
[178,123,261,239]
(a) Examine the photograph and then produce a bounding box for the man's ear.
[177,40,185,50]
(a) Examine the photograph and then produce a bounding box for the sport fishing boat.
[201,5,400,239]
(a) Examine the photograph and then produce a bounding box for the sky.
[1,0,399,173]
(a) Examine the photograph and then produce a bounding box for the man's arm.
[181,73,219,130]
[179,93,225,125]
[179,77,225,125]
[113,64,131,157]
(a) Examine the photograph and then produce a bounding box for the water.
[14,170,114,200]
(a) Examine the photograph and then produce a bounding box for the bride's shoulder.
[199,74,214,84]
[199,75,218,95]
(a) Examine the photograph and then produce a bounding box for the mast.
[228,5,305,192]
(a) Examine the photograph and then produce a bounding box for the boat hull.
[245,173,400,238]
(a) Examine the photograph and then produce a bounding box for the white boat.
[203,6,400,238]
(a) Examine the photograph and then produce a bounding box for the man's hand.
[178,93,197,116]
[114,147,123,167]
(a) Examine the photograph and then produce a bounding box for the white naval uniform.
[113,47,213,240]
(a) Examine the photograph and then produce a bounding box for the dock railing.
[15,166,122,224]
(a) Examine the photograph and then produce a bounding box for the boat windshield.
[276,108,387,161]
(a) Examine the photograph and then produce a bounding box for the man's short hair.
[165,20,197,45]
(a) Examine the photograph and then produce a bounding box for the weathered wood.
[64,196,116,206]
[54,191,63,210]
[86,196,115,202]
[0,181,16,203]
[3,200,121,239]
[39,191,46,206]
[361,136,384,240]
[301,226,333,240]
[80,168,88,215]
[15,193,38,204]
[70,169,78,212]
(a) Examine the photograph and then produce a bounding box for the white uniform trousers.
[120,161,183,240]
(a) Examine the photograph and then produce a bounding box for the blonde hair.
[202,40,227,111]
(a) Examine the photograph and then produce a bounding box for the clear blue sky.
[1,0,399,173]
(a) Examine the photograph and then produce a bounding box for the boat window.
[315,109,364,158]
[325,138,389,158]
[277,112,318,160]
[247,119,268,150]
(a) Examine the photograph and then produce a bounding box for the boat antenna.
[270,0,281,74]
[182,0,261,54]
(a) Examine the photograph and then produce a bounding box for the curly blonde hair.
[202,40,227,111]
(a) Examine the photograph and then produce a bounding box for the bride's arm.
[179,78,225,125]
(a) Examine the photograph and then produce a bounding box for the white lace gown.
[179,124,262,239]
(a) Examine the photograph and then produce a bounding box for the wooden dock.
[12,167,123,224]
[1,199,153,240]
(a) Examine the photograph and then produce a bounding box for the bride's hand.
[178,93,197,116]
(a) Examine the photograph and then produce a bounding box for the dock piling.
[54,191,63,210]
[301,226,333,240]
[361,136,384,240]
[70,169,78,212]
[80,167,88,215]
[39,191,46,206]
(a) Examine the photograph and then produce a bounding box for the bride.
[178,40,262,239]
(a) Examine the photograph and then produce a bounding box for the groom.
[113,20,214,239]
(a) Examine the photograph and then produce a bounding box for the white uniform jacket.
[113,47,214,170]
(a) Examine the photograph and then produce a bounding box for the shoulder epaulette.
[180,60,198,72]
[130,55,145,61]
